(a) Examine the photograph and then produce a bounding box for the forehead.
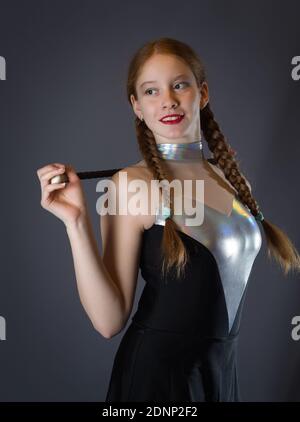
[137,54,193,83]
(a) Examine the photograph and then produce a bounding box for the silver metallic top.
[157,139,204,161]
[154,140,262,332]
[154,196,262,334]
[156,139,265,223]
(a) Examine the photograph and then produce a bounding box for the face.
[130,53,209,144]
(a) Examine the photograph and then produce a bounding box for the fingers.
[39,166,66,190]
[63,163,79,183]
[36,163,65,178]
[36,163,78,184]
[36,164,79,207]
[44,181,66,193]
[40,182,66,208]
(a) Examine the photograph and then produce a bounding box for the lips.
[159,114,185,125]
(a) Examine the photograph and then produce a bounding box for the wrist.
[65,212,90,233]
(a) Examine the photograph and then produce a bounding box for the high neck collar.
[156,139,204,161]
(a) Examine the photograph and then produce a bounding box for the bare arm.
[66,213,125,339]
[65,168,145,339]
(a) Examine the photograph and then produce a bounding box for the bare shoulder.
[127,159,150,174]
[110,160,149,180]
[206,160,237,195]
[206,160,252,194]
[110,161,156,231]
[130,159,147,168]
[120,159,153,184]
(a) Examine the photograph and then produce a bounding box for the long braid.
[135,116,189,279]
[201,103,260,216]
[201,102,300,275]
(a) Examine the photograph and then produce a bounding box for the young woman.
[36,37,300,402]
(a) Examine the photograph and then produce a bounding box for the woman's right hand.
[36,163,88,227]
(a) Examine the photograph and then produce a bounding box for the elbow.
[102,326,124,339]
[100,330,113,340]
[92,321,123,339]
[96,329,120,340]
[92,322,113,339]
[90,307,128,339]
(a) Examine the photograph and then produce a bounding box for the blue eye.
[144,81,188,96]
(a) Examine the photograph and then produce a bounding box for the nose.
[161,89,178,109]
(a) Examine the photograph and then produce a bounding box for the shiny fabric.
[156,139,204,161]
[105,192,262,402]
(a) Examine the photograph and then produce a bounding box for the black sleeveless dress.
[105,194,262,402]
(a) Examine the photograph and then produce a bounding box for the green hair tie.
[161,205,171,221]
[255,211,264,222]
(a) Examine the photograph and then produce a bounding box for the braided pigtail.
[201,103,300,275]
[135,116,189,279]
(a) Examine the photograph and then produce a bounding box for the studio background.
[0,0,299,401]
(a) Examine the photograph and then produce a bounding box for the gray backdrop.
[0,0,300,402]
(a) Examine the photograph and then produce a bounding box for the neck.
[156,139,204,162]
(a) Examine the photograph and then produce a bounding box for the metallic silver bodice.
[154,196,262,333]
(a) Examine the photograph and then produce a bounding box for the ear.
[199,82,209,109]
[130,94,142,119]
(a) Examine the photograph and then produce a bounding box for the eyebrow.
[139,74,189,89]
